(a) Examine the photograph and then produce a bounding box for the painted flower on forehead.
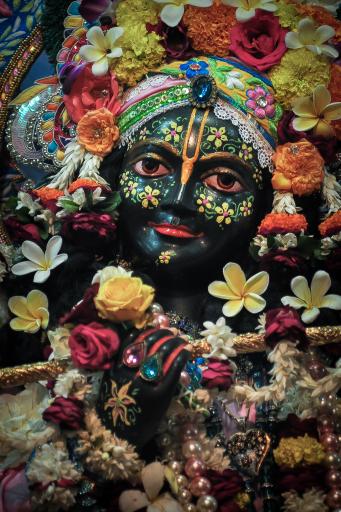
[179,59,209,78]
[208,262,269,317]
[222,0,277,22]
[285,18,338,59]
[245,86,275,119]
[79,26,124,76]
[292,85,341,138]
[152,0,213,28]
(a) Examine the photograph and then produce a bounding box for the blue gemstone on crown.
[190,75,217,108]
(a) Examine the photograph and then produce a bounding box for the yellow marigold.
[272,140,324,196]
[94,275,155,326]
[33,187,63,201]
[275,0,301,29]
[182,4,236,57]
[300,434,325,465]
[258,213,308,235]
[294,3,341,42]
[269,48,330,109]
[274,437,304,468]
[319,211,341,237]
[77,108,119,157]
[116,0,159,26]
[68,179,106,193]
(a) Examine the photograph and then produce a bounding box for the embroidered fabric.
[121,75,175,104]
[214,99,274,171]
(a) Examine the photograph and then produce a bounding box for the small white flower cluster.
[201,317,237,360]
[282,488,328,512]
[56,186,106,218]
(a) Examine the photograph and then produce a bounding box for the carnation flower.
[77,108,120,157]
[258,213,308,235]
[319,211,341,236]
[54,369,87,398]
[43,397,84,430]
[61,212,117,245]
[205,468,244,510]
[282,489,328,512]
[273,435,325,468]
[202,359,234,390]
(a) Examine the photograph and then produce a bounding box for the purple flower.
[180,59,209,79]
[146,20,195,61]
[245,86,275,119]
[79,0,111,22]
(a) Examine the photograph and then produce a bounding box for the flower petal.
[11,261,39,276]
[281,296,306,309]
[107,47,123,59]
[221,0,241,7]
[92,57,109,76]
[261,3,277,11]
[10,317,39,333]
[292,116,319,132]
[79,45,104,62]
[86,26,107,50]
[222,299,244,317]
[290,275,311,304]
[223,262,245,296]
[142,462,164,502]
[318,44,339,58]
[310,270,331,306]
[151,493,183,512]
[188,0,213,6]
[50,253,68,270]
[244,293,266,314]
[37,308,50,329]
[160,4,184,27]
[313,85,331,115]
[323,102,341,121]
[292,96,315,117]
[33,270,51,283]
[208,281,237,300]
[235,7,256,21]
[45,235,62,262]
[21,240,44,265]
[244,271,269,295]
[315,24,335,44]
[298,17,316,44]
[26,290,48,315]
[285,32,302,50]
[105,26,124,47]
[314,119,335,137]
[319,294,341,310]
[301,307,320,324]
[118,490,149,512]
[8,296,31,319]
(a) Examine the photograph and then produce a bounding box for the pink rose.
[202,359,234,390]
[43,397,84,430]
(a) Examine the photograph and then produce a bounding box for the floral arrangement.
[1,0,341,511]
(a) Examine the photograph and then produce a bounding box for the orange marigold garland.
[258,213,308,235]
[271,140,324,196]
[182,4,236,58]
[319,211,341,237]
[33,187,64,201]
[68,179,109,193]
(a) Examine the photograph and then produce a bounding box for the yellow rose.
[94,275,154,325]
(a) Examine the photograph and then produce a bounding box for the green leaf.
[0,26,12,41]
[13,0,21,9]
[245,78,264,86]
[26,15,34,31]
[21,1,34,13]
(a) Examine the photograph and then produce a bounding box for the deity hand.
[97,328,189,450]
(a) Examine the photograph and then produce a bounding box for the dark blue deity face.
[115,106,271,283]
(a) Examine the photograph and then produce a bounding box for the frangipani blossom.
[79,26,124,76]
[285,18,338,59]
[119,462,182,512]
[222,0,277,22]
[208,262,269,317]
[8,290,49,333]
[281,270,341,323]
[11,236,68,283]
[152,0,213,27]
[292,85,341,138]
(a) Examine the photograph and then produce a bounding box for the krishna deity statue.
[0,0,341,511]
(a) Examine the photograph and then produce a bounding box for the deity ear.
[100,146,126,189]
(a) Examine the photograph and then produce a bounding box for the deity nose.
[161,182,196,215]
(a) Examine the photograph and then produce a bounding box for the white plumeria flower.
[79,25,124,76]
[285,18,338,58]
[153,0,213,27]
[281,270,341,324]
[91,265,132,285]
[16,191,41,216]
[11,236,68,283]
[201,317,237,359]
[222,0,277,22]
[226,71,244,90]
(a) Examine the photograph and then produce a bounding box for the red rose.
[229,12,287,71]
[202,359,234,390]
[206,468,244,512]
[43,397,84,430]
[60,283,100,325]
[61,213,117,246]
[63,64,121,123]
[4,217,40,243]
[265,307,308,350]
[260,250,307,273]
[69,321,120,370]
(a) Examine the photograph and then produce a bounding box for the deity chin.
[109,106,272,285]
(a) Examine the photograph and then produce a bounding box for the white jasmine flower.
[79,26,124,76]
[256,312,266,333]
[285,18,338,58]
[282,270,341,323]
[54,369,86,398]
[274,233,298,250]
[152,0,213,27]
[201,317,236,359]
[16,191,41,216]
[27,441,80,485]
[226,71,244,90]
[282,488,328,512]
[92,265,132,285]
[11,236,68,283]
[320,236,336,256]
[47,327,71,360]
[222,0,277,22]
[253,234,269,256]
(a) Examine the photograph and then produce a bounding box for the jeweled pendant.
[140,353,162,382]
[122,342,146,368]
[189,75,217,108]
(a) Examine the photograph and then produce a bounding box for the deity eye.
[203,168,245,194]
[133,157,171,177]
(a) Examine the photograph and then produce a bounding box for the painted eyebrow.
[198,152,254,173]
[124,138,181,159]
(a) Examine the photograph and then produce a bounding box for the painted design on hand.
[104,380,137,427]
[138,185,161,208]
[157,250,176,265]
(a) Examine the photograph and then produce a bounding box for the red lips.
[148,222,203,239]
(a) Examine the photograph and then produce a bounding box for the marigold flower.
[258,213,308,235]
[68,178,107,193]
[183,4,236,57]
[319,211,341,237]
[33,187,63,202]
[271,140,324,196]
[330,64,341,103]
[274,435,325,468]
[77,108,120,157]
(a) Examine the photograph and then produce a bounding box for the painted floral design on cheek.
[123,180,138,198]
[138,185,160,209]
[240,199,253,216]
[197,193,214,213]
[215,202,235,224]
